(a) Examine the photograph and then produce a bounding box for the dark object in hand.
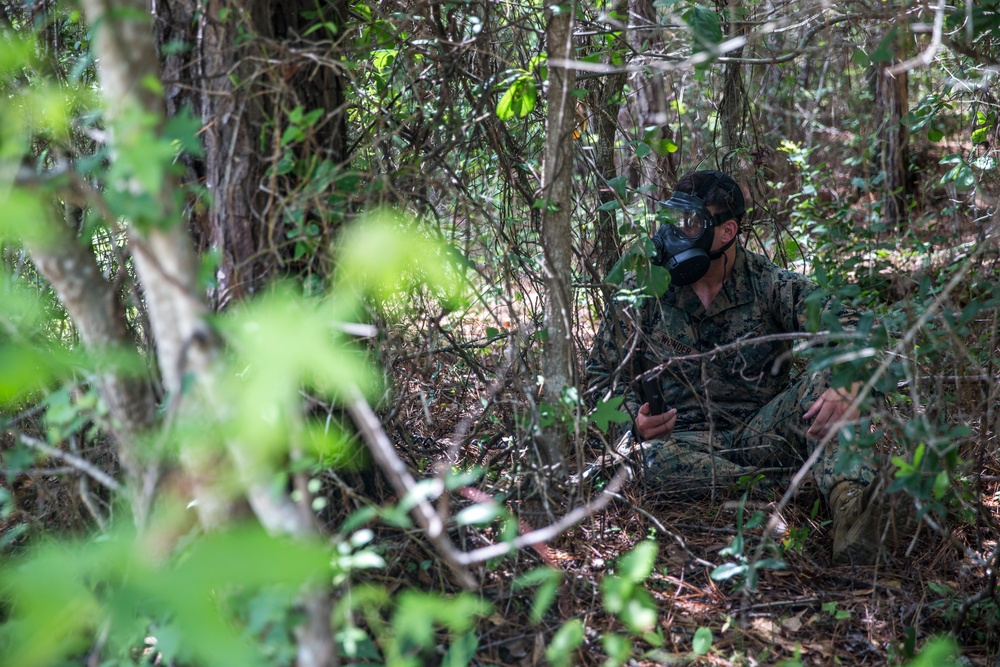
[641,373,664,416]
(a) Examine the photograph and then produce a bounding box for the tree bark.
[717,0,748,173]
[539,3,577,466]
[591,0,629,278]
[875,60,909,230]
[155,0,348,308]
[627,0,677,197]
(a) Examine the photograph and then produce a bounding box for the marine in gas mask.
[586,169,908,565]
[651,169,745,289]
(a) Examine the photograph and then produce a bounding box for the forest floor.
[379,423,1000,666]
[383,228,1000,666]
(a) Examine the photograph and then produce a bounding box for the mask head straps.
[693,170,745,227]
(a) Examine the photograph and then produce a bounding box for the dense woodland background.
[1,0,999,665]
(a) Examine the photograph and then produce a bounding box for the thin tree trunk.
[27,222,157,520]
[875,60,909,229]
[718,0,748,173]
[627,0,677,196]
[79,1,335,663]
[592,0,629,279]
[539,3,577,466]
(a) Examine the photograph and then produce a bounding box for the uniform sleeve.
[585,283,644,439]
[765,267,861,334]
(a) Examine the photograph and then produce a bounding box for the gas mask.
[651,170,745,286]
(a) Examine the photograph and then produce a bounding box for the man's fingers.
[636,407,677,440]
[803,397,822,420]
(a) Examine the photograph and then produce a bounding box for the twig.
[346,387,477,588]
[454,466,632,565]
[644,331,865,374]
[608,492,716,569]
[12,432,122,493]
[350,387,635,573]
[952,537,1000,633]
[399,330,513,361]
[889,0,946,75]
[71,436,109,532]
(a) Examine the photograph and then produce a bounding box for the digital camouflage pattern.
[586,245,877,498]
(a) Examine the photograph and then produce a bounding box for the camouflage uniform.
[586,245,877,498]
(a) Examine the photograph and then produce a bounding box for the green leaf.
[870,29,899,63]
[546,619,585,667]
[0,525,332,667]
[605,259,626,285]
[371,48,396,73]
[305,422,367,471]
[692,627,713,655]
[219,285,377,460]
[683,6,723,52]
[906,637,959,667]
[634,141,650,158]
[393,591,492,650]
[601,575,632,614]
[710,562,745,581]
[621,590,658,633]
[650,138,678,155]
[602,633,632,667]
[972,156,996,171]
[336,210,466,308]
[608,175,628,198]
[637,263,671,297]
[442,632,478,667]
[598,199,622,212]
[954,165,976,189]
[927,128,944,142]
[0,344,70,405]
[514,567,562,623]
[590,396,632,433]
[496,77,536,121]
[445,467,485,490]
[616,541,657,582]
[454,503,502,526]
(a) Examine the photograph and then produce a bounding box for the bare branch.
[453,466,632,565]
[346,388,477,588]
[13,432,123,493]
[889,0,946,75]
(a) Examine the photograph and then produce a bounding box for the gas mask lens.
[675,212,705,239]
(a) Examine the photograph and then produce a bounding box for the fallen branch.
[349,385,634,575]
[453,466,632,565]
[346,387,477,588]
[13,432,122,493]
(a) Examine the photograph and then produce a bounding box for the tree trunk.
[717,0,748,173]
[27,222,157,519]
[591,0,629,279]
[539,3,577,466]
[79,1,335,663]
[627,0,677,197]
[155,0,348,308]
[875,60,909,230]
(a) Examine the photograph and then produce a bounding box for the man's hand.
[803,382,861,439]
[635,402,677,441]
